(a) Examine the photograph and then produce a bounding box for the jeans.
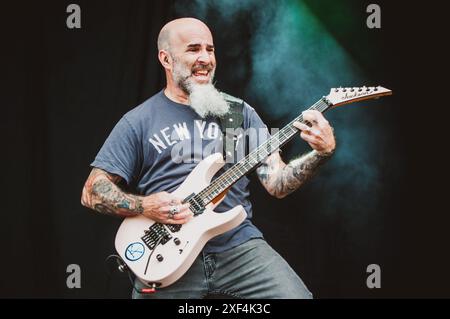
[132,238,313,299]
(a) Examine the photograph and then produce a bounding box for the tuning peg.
[374,86,379,91]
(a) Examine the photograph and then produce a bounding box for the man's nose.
[197,49,211,64]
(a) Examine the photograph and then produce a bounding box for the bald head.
[157,18,213,52]
[158,18,217,100]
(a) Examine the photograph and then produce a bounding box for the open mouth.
[192,70,210,80]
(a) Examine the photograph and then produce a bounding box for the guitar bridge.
[141,223,172,250]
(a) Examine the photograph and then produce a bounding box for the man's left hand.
[293,110,336,155]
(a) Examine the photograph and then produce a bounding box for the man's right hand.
[142,191,194,224]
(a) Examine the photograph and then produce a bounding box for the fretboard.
[192,97,331,206]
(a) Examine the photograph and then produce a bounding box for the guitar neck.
[194,97,332,206]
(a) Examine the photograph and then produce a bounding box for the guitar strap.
[218,93,248,164]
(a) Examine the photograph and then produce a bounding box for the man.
[81,17,335,299]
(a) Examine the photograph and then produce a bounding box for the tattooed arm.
[81,168,193,224]
[256,110,336,199]
[81,168,144,217]
[257,151,333,199]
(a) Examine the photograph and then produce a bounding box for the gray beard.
[172,59,229,118]
[187,83,230,118]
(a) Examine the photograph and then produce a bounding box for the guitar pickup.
[183,193,205,216]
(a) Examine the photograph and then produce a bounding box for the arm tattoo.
[257,150,333,198]
[82,168,143,217]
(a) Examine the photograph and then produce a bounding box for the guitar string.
[193,99,329,203]
[189,98,330,206]
[190,87,384,206]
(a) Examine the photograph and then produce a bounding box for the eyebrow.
[186,43,215,50]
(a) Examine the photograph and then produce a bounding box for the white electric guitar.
[115,86,392,289]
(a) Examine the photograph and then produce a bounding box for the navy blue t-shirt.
[91,90,270,253]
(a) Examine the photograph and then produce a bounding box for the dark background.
[1,0,448,298]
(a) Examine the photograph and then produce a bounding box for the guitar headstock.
[325,86,392,107]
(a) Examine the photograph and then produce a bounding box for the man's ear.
[159,50,171,69]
